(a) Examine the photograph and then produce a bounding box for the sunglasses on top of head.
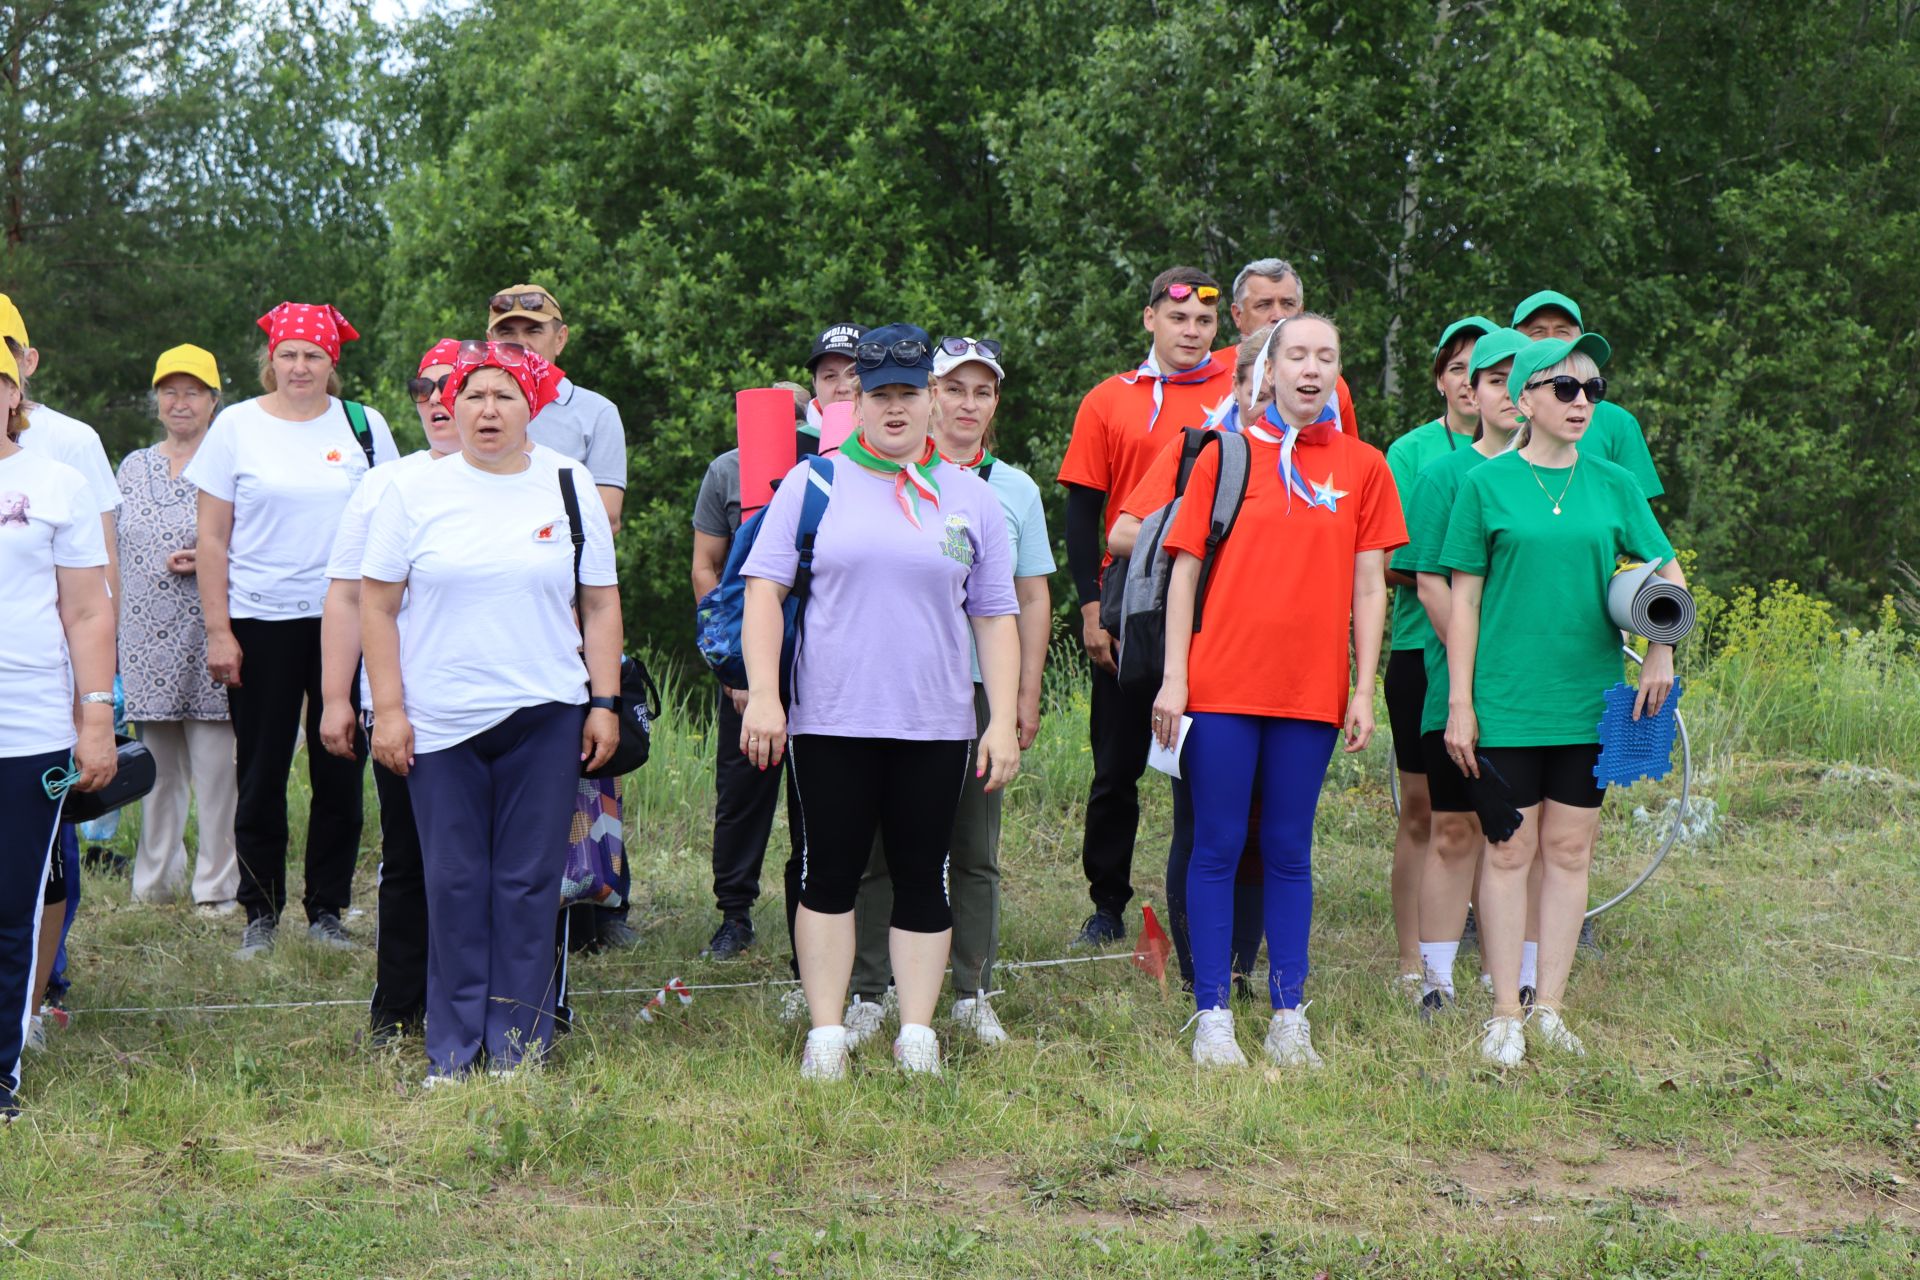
[938,336,1003,361]
[1154,282,1220,306]
[855,338,931,369]
[1523,375,1609,405]
[488,291,554,315]
[455,339,530,368]
[407,372,451,404]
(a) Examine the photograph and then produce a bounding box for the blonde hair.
[1511,350,1602,450]
[1233,326,1274,382]
[257,343,342,397]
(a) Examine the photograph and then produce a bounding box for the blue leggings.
[1184,713,1337,1012]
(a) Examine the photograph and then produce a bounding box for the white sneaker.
[421,1072,468,1091]
[1263,1007,1324,1069]
[1530,1007,1587,1056]
[23,1016,45,1053]
[1393,971,1424,1000]
[776,988,810,1024]
[800,1026,850,1082]
[893,1023,941,1074]
[949,992,1009,1046]
[1189,1008,1247,1068]
[843,994,889,1049]
[1480,1016,1526,1067]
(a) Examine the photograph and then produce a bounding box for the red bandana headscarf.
[439,340,566,419]
[257,302,359,363]
[417,338,462,375]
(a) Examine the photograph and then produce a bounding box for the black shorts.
[1384,649,1427,774]
[1420,731,1475,813]
[1477,745,1605,810]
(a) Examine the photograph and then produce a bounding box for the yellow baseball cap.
[486,283,564,328]
[152,344,220,389]
[0,340,19,386]
[0,293,28,349]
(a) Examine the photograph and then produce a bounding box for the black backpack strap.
[558,468,586,609]
[342,400,376,468]
[1192,432,1251,632]
[1173,427,1214,495]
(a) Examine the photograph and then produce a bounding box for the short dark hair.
[1147,265,1219,307]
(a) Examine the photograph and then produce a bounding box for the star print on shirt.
[1308,472,1349,512]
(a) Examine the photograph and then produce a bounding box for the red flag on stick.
[1132,903,1172,985]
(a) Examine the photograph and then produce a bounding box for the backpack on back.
[1115,430,1251,697]
[696,454,835,702]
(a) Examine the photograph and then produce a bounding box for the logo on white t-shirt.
[323,447,346,466]
[532,520,565,544]
[0,492,26,527]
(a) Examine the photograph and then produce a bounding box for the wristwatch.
[588,695,622,714]
[80,691,116,707]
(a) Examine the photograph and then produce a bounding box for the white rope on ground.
[68,951,1138,1017]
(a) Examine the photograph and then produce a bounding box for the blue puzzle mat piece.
[1594,679,1682,787]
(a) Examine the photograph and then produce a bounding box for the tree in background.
[5,0,1914,645]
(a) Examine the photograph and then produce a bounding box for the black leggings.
[788,735,971,932]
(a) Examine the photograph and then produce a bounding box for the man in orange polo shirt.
[1058,265,1234,947]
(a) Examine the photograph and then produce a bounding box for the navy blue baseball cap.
[853,322,935,391]
[807,321,864,371]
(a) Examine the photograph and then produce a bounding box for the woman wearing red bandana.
[359,342,622,1084]
[738,322,1021,1082]
[186,302,399,961]
[1150,314,1406,1070]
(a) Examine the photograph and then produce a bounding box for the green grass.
[6,628,1919,1277]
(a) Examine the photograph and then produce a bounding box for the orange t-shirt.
[1116,368,1361,521]
[1162,428,1406,724]
[1056,355,1235,540]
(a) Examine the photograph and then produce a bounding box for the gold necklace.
[1524,453,1577,515]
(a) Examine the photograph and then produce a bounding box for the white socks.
[1518,941,1539,991]
[1418,940,1459,998]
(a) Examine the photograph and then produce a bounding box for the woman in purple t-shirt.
[740,322,1021,1082]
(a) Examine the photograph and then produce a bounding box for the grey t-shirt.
[528,377,627,490]
[693,449,743,537]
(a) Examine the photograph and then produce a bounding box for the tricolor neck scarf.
[841,431,942,528]
[1246,402,1343,512]
[1121,348,1225,432]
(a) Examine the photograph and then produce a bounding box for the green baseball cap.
[1511,290,1584,330]
[1432,314,1497,358]
[1508,333,1612,406]
[1466,327,1532,381]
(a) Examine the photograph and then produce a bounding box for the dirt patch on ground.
[1431,1141,1920,1235]
[921,1140,1920,1236]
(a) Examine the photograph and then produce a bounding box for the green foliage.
[3,0,1917,646]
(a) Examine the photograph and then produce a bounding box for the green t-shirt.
[1588,400,1663,499]
[1384,418,1474,651]
[1399,444,1498,735]
[1439,451,1675,746]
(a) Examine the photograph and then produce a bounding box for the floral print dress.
[115,446,227,721]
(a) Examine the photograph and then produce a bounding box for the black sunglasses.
[406,372,451,404]
[855,339,931,369]
[938,336,1003,361]
[1524,374,1608,404]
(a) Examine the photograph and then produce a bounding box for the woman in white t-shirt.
[185,303,398,963]
[361,341,622,1084]
[0,344,117,1119]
